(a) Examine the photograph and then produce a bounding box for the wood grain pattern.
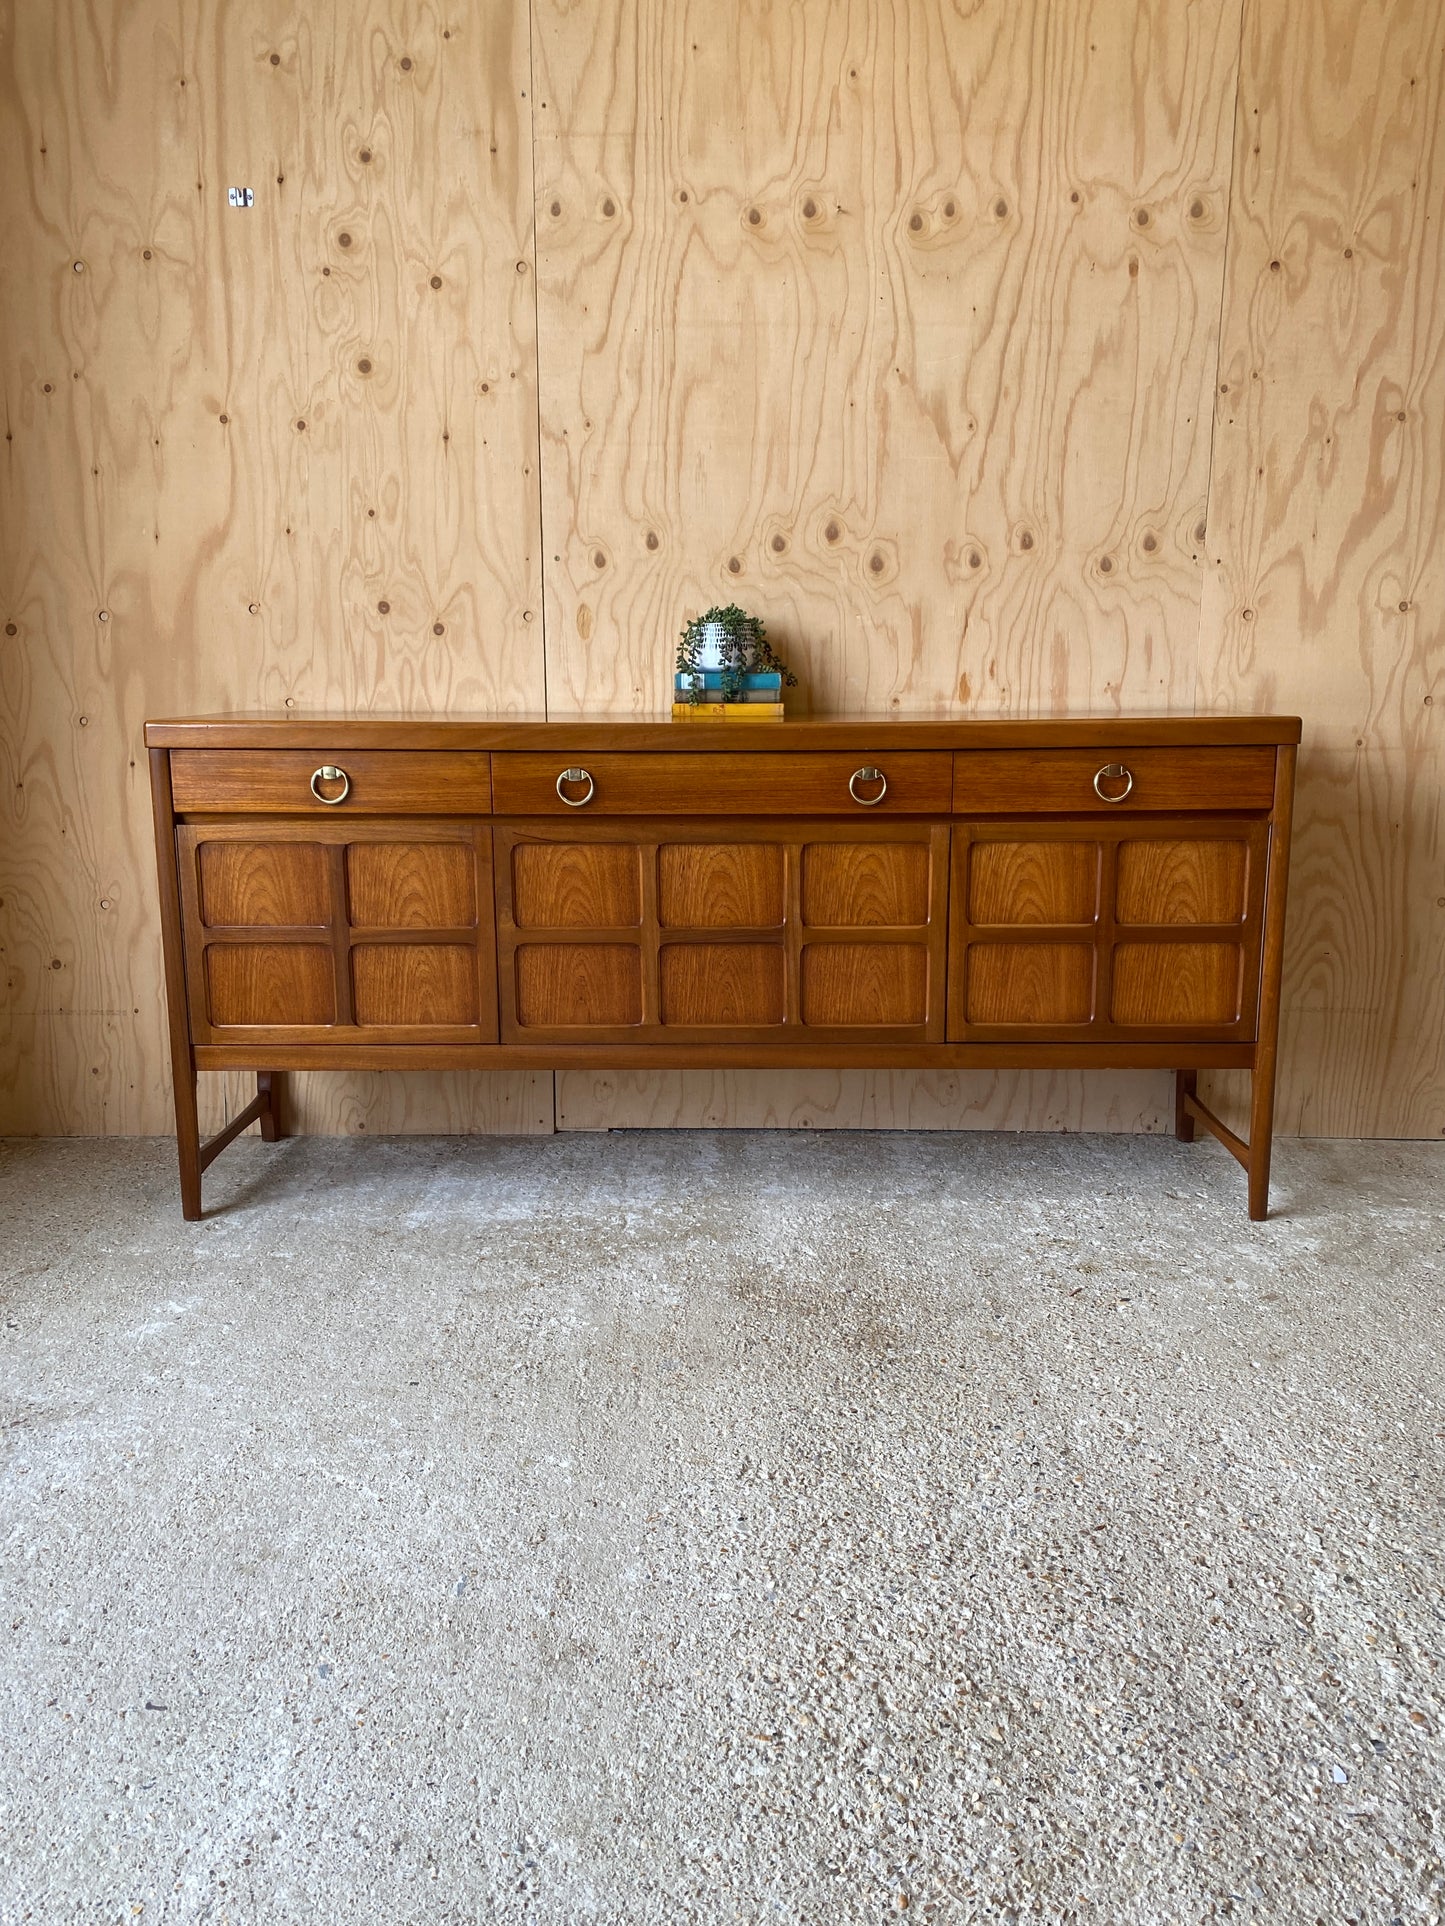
[351,943,479,1027]
[658,845,784,929]
[952,747,1277,814]
[498,817,950,1045]
[659,943,784,1027]
[554,1068,1180,1133]
[799,944,930,1029]
[178,816,498,1049]
[962,944,1095,1028]
[951,815,1267,1043]
[1197,0,1445,1138]
[801,845,930,929]
[199,842,330,927]
[0,0,546,1138]
[1112,942,1241,1028]
[1116,838,1247,925]
[145,714,1303,749]
[511,841,642,928]
[491,751,952,814]
[206,944,335,1028]
[515,943,642,1029]
[968,843,1100,927]
[170,750,493,814]
[532,0,1238,719]
[346,842,477,929]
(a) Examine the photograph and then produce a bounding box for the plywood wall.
[0,0,551,1136]
[1197,0,1445,1142]
[1,0,1441,1143]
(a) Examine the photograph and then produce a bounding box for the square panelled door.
[176,821,498,1044]
[495,823,949,1043]
[947,823,1267,1041]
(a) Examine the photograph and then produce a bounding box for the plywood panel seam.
[525,0,551,726]
[1199,0,1251,681]
[526,0,558,1134]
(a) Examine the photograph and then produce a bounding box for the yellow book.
[672,702,786,720]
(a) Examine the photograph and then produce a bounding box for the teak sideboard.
[146,714,1300,1222]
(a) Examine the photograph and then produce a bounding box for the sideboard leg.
[1247,1056,1278,1223]
[1247,742,1296,1223]
[173,1066,204,1222]
[257,1071,288,1141]
[1174,1070,1198,1142]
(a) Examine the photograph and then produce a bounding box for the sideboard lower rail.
[192,1041,1259,1072]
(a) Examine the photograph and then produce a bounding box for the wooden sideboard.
[146,714,1300,1221]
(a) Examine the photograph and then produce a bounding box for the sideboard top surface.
[145,712,1303,751]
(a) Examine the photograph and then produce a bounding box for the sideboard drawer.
[492,752,951,816]
[953,747,1277,815]
[170,750,492,815]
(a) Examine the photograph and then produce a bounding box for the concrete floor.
[0,1131,1442,1926]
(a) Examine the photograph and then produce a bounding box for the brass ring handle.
[309,763,351,805]
[556,766,595,807]
[1093,762,1134,803]
[849,764,888,806]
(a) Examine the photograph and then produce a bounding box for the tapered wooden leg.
[173,1064,204,1222]
[1247,1052,1278,1222]
[1174,1070,1198,1142]
[1247,743,1295,1222]
[257,1071,287,1141]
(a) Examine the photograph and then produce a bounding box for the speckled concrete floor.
[1,1131,1442,1926]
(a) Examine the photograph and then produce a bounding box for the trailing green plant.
[675,604,798,703]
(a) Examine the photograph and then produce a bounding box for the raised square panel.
[515,944,641,1027]
[348,843,476,929]
[968,842,1098,926]
[1116,840,1248,926]
[802,844,929,926]
[660,944,783,1025]
[658,845,784,928]
[1112,944,1241,1025]
[198,842,328,927]
[800,944,928,1026]
[352,945,478,1027]
[205,943,334,1026]
[512,844,641,929]
[964,943,1094,1025]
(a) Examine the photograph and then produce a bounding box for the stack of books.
[672,670,785,720]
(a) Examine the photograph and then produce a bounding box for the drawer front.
[492,752,951,816]
[169,750,492,815]
[953,747,1277,815]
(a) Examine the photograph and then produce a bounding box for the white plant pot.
[697,620,727,670]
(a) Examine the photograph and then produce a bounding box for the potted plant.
[675,604,797,707]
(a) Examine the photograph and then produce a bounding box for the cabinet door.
[948,821,1268,1042]
[177,821,497,1045]
[496,822,949,1044]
